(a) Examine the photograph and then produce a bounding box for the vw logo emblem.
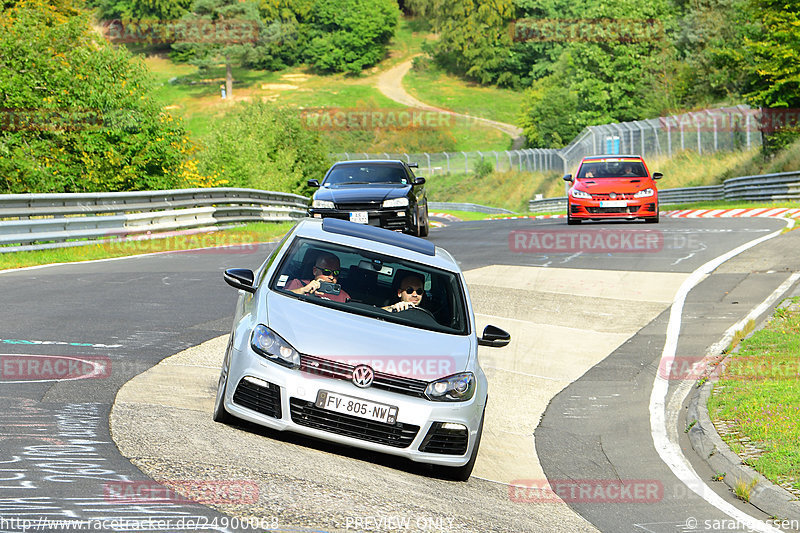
[609,192,617,199]
[352,365,374,388]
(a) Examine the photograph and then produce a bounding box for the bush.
[305,0,399,74]
[0,0,205,193]
[196,102,331,195]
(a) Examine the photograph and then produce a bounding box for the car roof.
[331,160,409,166]
[581,155,644,162]
[291,218,459,272]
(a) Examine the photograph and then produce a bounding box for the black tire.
[419,203,429,237]
[567,214,581,225]
[212,356,235,424]
[436,409,485,482]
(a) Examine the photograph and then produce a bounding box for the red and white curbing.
[431,208,800,225]
[663,207,800,219]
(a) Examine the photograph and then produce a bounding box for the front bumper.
[308,208,411,232]
[224,345,485,466]
[568,197,658,220]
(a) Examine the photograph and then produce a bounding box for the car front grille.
[299,355,429,398]
[335,202,381,211]
[289,398,419,448]
[591,193,635,200]
[232,377,282,419]
[418,422,469,455]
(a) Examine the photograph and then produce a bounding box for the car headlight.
[312,199,335,209]
[570,188,592,200]
[634,188,655,198]
[382,197,409,208]
[250,325,300,368]
[425,372,476,402]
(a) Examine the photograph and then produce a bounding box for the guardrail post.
[424,152,431,175]
[505,150,512,171]
[462,151,468,173]
[444,152,450,174]
[492,151,499,170]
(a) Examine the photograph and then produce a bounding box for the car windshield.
[323,165,409,187]
[270,238,468,335]
[577,161,648,178]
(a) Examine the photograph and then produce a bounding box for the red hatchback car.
[563,155,662,224]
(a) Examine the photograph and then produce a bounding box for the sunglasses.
[314,266,340,276]
[403,286,423,295]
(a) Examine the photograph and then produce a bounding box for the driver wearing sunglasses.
[382,274,424,313]
[287,252,351,303]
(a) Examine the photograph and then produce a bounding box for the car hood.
[314,186,410,204]
[575,178,652,194]
[265,292,471,379]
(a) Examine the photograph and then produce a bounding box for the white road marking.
[649,217,795,533]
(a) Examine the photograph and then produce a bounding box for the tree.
[407,0,515,84]
[197,102,330,195]
[304,0,399,74]
[744,0,800,152]
[171,0,263,98]
[0,0,205,193]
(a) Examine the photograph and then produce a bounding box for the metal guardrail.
[529,171,800,211]
[428,202,514,215]
[0,188,309,252]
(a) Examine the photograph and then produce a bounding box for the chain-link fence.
[335,105,761,177]
[331,149,562,176]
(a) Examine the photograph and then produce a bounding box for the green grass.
[404,61,525,126]
[428,210,505,221]
[708,296,800,492]
[426,169,564,213]
[0,222,294,270]
[145,55,511,152]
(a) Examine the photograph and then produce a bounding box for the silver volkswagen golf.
[214,218,510,480]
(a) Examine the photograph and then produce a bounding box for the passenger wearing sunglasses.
[382,274,424,312]
[286,252,351,303]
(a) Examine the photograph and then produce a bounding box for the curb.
[686,294,800,521]
[664,208,800,219]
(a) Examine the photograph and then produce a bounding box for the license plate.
[349,211,368,224]
[316,390,398,424]
[599,200,628,208]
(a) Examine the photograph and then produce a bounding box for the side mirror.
[478,325,511,347]
[224,268,256,293]
[652,172,663,180]
[307,179,320,187]
[562,174,573,182]
[408,163,419,168]
[413,177,426,185]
